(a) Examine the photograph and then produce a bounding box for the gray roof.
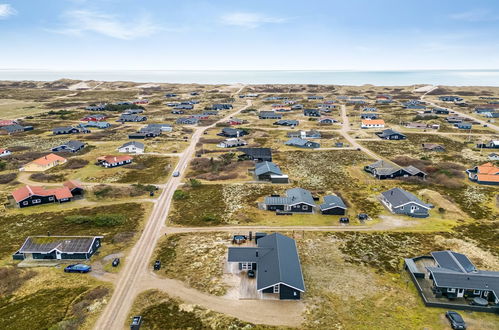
[120,141,144,149]
[19,236,102,254]
[378,129,406,138]
[56,140,85,150]
[255,161,282,176]
[264,187,315,207]
[425,251,499,295]
[381,188,431,209]
[320,195,346,211]
[237,148,272,159]
[285,137,309,146]
[228,233,305,292]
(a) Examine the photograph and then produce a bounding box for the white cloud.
[221,12,287,28]
[0,3,17,19]
[55,10,160,40]
[450,9,499,22]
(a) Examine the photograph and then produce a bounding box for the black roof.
[237,147,272,159]
[228,233,305,292]
[19,236,102,254]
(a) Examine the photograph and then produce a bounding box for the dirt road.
[94,94,253,329]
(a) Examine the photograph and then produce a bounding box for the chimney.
[256,250,259,257]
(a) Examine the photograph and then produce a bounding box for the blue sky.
[1,0,499,70]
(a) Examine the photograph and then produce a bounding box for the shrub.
[65,214,126,227]
[64,158,89,169]
[29,172,66,182]
[0,173,17,184]
[189,179,202,187]
[173,190,189,200]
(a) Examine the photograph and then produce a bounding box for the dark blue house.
[13,236,103,260]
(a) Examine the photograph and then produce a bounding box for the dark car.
[153,260,161,271]
[445,311,466,330]
[247,269,255,278]
[130,315,142,330]
[112,258,120,267]
[339,217,349,224]
[64,264,91,273]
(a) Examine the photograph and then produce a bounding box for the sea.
[1,69,499,86]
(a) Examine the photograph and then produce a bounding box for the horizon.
[2,0,499,71]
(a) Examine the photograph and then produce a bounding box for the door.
[55,251,62,260]
[457,288,464,298]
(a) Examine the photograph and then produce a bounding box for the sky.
[1,0,499,71]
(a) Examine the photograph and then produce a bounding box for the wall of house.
[393,203,428,217]
[18,195,56,208]
[289,203,313,213]
[32,251,57,259]
[267,204,285,211]
[321,207,346,215]
[279,284,301,300]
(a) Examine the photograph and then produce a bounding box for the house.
[259,111,282,120]
[21,154,67,172]
[404,251,499,308]
[320,195,347,215]
[489,153,499,160]
[287,130,321,139]
[237,148,272,162]
[380,187,432,218]
[81,114,107,122]
[318,117,336,125]
[274,119,299,127]
[466,163,499,185]
[52,126,89,135]
[308,95,323,100]
[291,104,304,110]
[476,140,499,149]
[262,188,315,213]
[432,108,449,115]
[11,181,83,208]
[165,93,177,98]
[285,138,320,149]
[85,104,106,111]
[454,123,472,130]
[364,160,427,180]
[117,114,147,122]
[118,141,144,154]
[13,236,103,261]
[362,107,378,112]
[227,233,305,300]
[212,103,233,110]
[405,122,430,129]
[376,129,407,140]
[303,109,321,117]
[255,161,288,183]
[0,124,27,135]
[97,155,133,168]
[124,109,144,114]
[228,118,244,125]
[51,140,85,153]
[0,119,17,126]
[144,123,172,132]
[0,148,11,157]
[203,111,219,116]
[217,138,247,148]
[422,143,446,152]
[360,113,379,120]
[361,119,385,129]
[218,127,248,138]
[138,126,161,138]
[439,96,463,102]
[83,121,110,129]
[133,99,149,104]
[176,117,199,125]
[171,110,184,115]
[174,104,193,110]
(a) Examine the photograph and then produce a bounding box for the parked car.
[339,217,349,224]
[64,264,91,273]
[112,258,120,267]
[445,311,466,330]
[130,316,142,330]
[153,260,161,270]
[247,269,255,278]
[173,171,180,177]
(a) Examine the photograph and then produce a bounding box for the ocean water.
[1,69,499,86]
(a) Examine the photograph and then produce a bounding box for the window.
[273,285,280,293]
[303,205,308,210]
[32,199,41,204]
[22,201,28,205]
[241,262,252,270]
[447,288,456,293]
[48,197,54,201]
[473,290,481,295]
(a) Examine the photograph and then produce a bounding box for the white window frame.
[241,262,252,270]
[48,197,54,201]
[447,288,456,293]
[273,284,280,293]
[22,201,28,205]
[302,205,308,210]
[473,290,481,295]
[32,199,41,204]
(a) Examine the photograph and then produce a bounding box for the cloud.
[0,3,16,19]
[54,10,160,40]
[450,9,499,22]
[221,12,287,28]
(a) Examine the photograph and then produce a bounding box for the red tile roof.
[31,153,67,166]
[97,155,133,164]
[11,184,74,203]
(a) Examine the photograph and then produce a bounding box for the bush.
[65,214,126,227]
[29,172,66,182]
[64,158,89,169]
[0,173,17,184]
[173,190,189,200]
[189,179,202,187]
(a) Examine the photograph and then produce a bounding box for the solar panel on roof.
[453,252,476,272]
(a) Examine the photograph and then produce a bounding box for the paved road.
[94,92,252,329]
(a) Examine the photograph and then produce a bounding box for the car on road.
[153,260,161,270]
[247,269,255,278]
[173,171,180,177]
[64,264,91,273]
[112,258,120,267]
[445,311,466,330]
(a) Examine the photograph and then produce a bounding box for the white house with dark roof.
[118,141,145,154]
[380,187,432,218]
[254,161,288,183]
